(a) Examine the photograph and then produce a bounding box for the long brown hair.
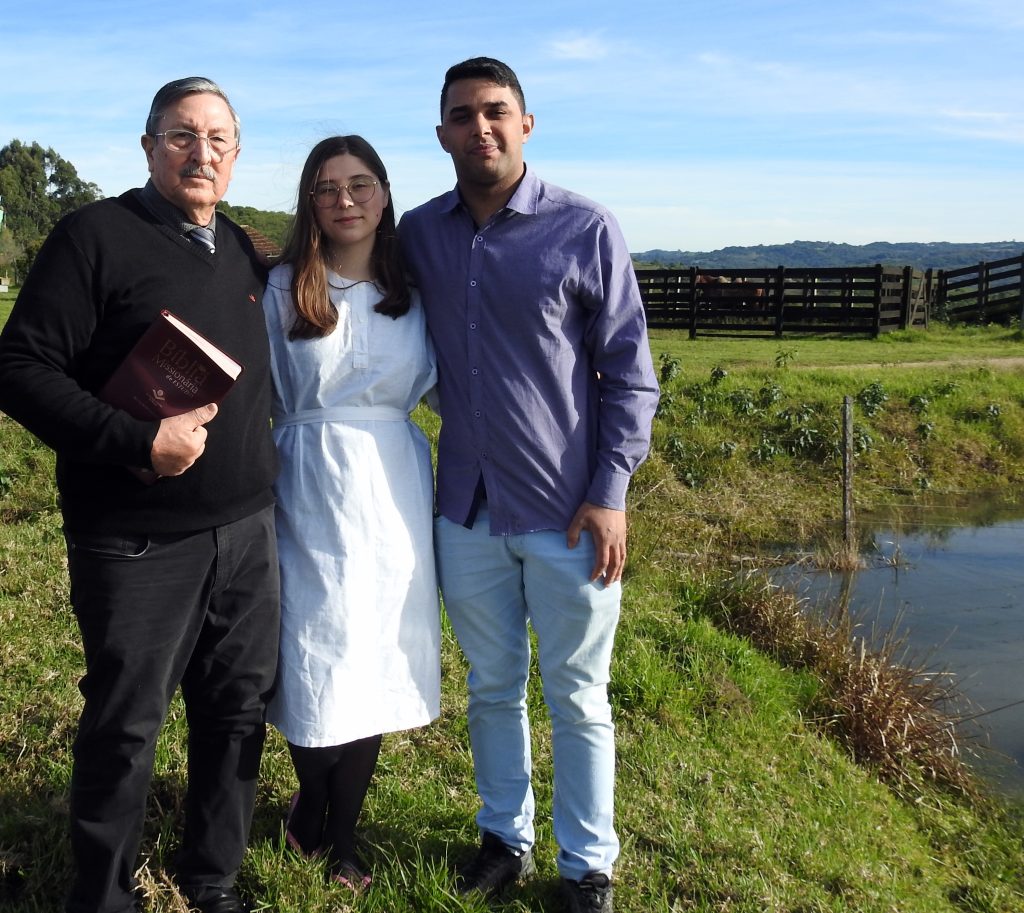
[280,135,411,339]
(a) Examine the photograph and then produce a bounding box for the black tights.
[287,734,382,867]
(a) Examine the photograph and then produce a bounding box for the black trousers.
[62,506,280,913]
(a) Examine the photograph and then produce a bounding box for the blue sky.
[1,0,1021,251]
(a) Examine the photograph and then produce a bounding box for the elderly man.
[0,78,279,913]
[399,57,659,913]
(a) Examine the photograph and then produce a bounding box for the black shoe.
[562,872,613,913]
[456,831,536,896]
[181,886,249,913]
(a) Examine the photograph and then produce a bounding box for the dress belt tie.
[272,406,409,428]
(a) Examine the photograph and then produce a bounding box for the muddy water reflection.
[774,497,1024,796]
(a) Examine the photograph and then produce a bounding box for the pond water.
[771,496,1024,797]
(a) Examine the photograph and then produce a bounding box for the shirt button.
[471,368,479,375]
[476,235,484,243]
[470,280,478,287]
[474,410,481,418]
[469,322,477,330]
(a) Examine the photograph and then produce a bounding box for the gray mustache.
[179,165,216,181]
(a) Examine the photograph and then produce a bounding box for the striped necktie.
[189,225,216,254]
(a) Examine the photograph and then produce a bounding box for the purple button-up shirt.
[399,168,659,535]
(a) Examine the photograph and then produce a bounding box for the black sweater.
[0,190,278,534]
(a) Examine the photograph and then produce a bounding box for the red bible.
[99,309,243,482]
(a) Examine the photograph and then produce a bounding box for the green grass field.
[3,310,1024,911]
[640,324,1024,563]
[0,290,15,326]
[650,322,1024,370]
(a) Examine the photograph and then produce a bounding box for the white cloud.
[3,0,1022,252]
[937,0,1024,29]
[548,35,610,61]
[532,158,1024,251]
[937,110,1024,144]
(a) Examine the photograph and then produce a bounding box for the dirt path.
[798,356,1024,371]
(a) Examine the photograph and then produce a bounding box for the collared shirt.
[399,168,659,535]
[138,179,217,239]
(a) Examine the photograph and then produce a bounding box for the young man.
[399,57,659,913]
[0,78,279,913]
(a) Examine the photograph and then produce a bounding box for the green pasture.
[3,314,1024,911]
[642,325,1024,560]
[0,288,15,325]
[650,323,1024,370]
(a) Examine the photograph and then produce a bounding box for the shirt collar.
[445,164,541,218]
[504,166,541,215]
[138,179,217,237]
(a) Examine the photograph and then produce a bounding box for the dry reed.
[709,575,976,796]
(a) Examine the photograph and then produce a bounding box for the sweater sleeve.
[0,219,159,468]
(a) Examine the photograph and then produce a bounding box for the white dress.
[263,263,440,747]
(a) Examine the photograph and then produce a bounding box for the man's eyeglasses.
[310,178,379,208]
[151,129,238,160]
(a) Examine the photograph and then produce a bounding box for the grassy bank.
[3,324,1024,911]
[641,324,1024,563]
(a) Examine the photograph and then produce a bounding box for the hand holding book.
[150,402,218,477]
[98,310,244,483]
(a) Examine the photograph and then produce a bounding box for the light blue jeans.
[435,507,621,879]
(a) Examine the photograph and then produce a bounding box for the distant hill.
[633,241,1023,271]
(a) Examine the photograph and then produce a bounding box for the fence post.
[899,265,912,330]
[1018,253,1024,326]
[688,266,699,339]
[872,264,883,337]
[773,265,786,336]
[924,268,932,329]
[843,396,855,553]
[978,260,988,319]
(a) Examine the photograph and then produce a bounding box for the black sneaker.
[562,872,613,913]
[456,831,536,896]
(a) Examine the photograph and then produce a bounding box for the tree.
[0,226,23,280]
[217,201,293,247]
[0,140,103,248]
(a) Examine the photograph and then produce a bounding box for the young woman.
[262,135,440,889]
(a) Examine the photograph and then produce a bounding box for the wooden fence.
[936,253,1024,324]
[637,265,933,338]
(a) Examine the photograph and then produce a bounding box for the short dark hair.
[439,57,526,119]
[145,76,241,141]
